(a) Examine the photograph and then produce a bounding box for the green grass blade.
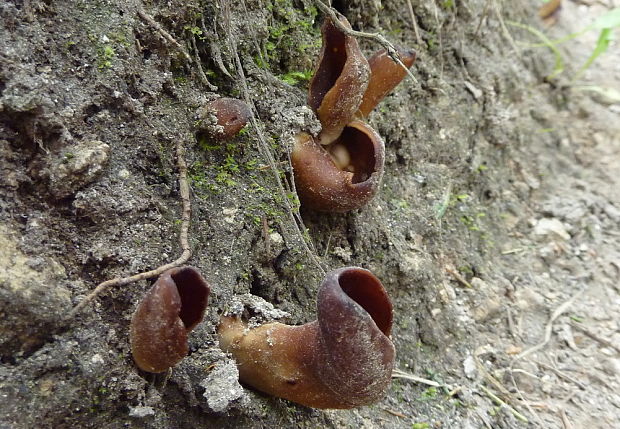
[591,7,620,30]
[507,21,564,79]
[574,28,613,80]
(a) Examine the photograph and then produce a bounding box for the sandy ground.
[460,1,620,427]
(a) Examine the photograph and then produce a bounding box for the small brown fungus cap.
[218,267,394,409]
[196,97,252,141]
[130,266,210,373]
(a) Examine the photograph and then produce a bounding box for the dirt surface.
[1,0,619,428]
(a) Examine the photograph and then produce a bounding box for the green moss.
[245,201,286,226]
[279,70,313,85]
[258,0,320,70]
[441,0,454,8]
[97,45,115,69]
[458,265,474,276]
[391,198,410,210]
[108,31,130,47]
[184,25,205,40]
[189,161,221,194]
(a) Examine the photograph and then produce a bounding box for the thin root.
[137,8,193,63]
[67,140,192,319]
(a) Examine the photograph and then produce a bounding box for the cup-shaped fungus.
[308,15,370,146]
[291,120,385,212]
[218,267,394,409]
[196,97,252,141]
[292,14,415,212]
[357,47,417,118]
[130,266,210,373]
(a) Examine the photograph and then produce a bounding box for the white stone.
[533,218,571,240]
[463,355,477,379]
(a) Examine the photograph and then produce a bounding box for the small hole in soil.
[83,103,103,123]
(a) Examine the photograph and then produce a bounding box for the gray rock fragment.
[0,225,72,357]
[128,406,155,418]
[533,217,571,241]
[222,293,290,325]
[601,358,620,376]
[200,361,245,413]
[46,140,110,198]
[463,355,478,379]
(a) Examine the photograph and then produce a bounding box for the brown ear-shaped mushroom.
[291,120,385,212]
[218,267,394,409]
[308,15,370,146]
[130,266,210,373]
[357,47,417,118]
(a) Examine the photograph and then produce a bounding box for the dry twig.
[506,307,520,340]
[189,34,218,90]
[534,359,587,390]
[200,15,233,78]
[570,321,620,354]
[137,8,193,62]
[445,265,472,288]
[383,408,407,418]
[431,0,445,76]
[474,0,492,37]
[138,8,217,90]
[479,385,529,423]
[560,409,574,429]
[507,287,587,426]
[474,355,513,398]
[392,369,444,387]
[406,0,422,46]
[67,140,192,318]
[512,288,586,364]
[491,0,521,58]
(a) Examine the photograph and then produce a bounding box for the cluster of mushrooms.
[130,14,415,410]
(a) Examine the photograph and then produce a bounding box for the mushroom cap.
[130,266,210,373]
[312,267,395,407]
[291,120,385,212]
[358,47,417,118]
[196,97,252,141]
[308,15,370,146]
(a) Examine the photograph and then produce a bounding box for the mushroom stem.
[218,267,394,409]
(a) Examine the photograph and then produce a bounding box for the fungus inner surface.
[327,126,377,184]
[171,268,209,330]
[309,21,347,111]
[338,269,392,336]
